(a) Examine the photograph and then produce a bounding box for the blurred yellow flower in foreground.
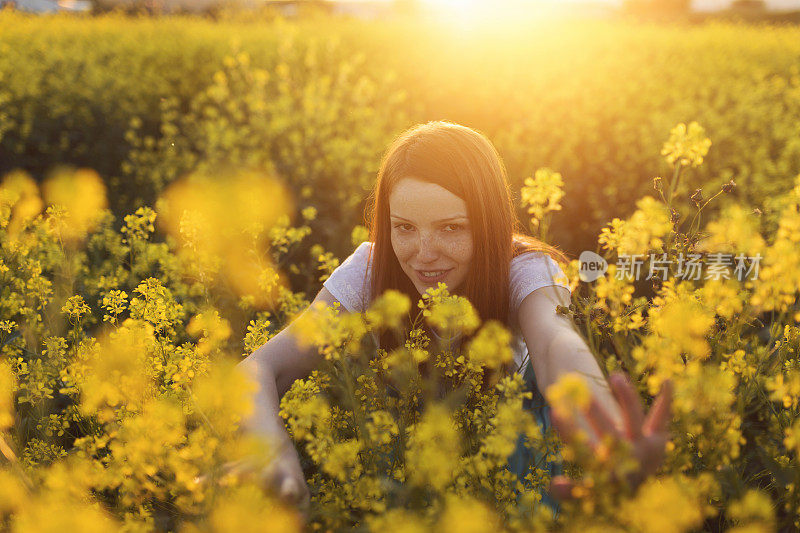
[42,168,107,243]
[437,494,501,533]
[466,320,513,369]
[618,475,706,533]
[158,171,292,308]
[0,362,15,431]
[405,403,460,491]
[0,170,43,241]
[545,372,592,420]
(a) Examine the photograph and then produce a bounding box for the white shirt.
[322,241,571,377]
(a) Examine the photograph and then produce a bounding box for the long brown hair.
[364,121,567,350]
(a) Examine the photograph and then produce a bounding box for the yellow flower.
[366,410,399,446]
[784,419,800,455]
[661,121,712,168]
[301,205,318,221]
[727,490,776,531]
[521,168,564,229]
[366,289,411,330]
[618,475,706,533]
[61,295,91,322]
[599,196,672,256]
[751,176,800,312]
[323,439,363,482]
[351,225,370,247]
[0,170,43,240]
[42,168,107,243]
[466,320,513,369]
[420,283,480,337]
[437,494,501,533]
[366,509,428,533]
[0,362,15,431]
[698,204,765,256]
[648,296,716,361]
[292,301,368,359]
[72,320,158,422]
[0,469,26,515]
[13,492,119,532]
[766,371,800,409]
[406,403,460,490]
[204,486,300,533]
[696,279,744,321]
[545,372,592,420]
[99,289,128,325]
[121,206,157,243]
[187,309,232,357]
[158,171,292,307]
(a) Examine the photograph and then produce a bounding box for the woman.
[237,121,673,516]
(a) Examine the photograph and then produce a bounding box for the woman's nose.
[415,235,440,263]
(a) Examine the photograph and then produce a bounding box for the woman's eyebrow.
[390,215,468,223]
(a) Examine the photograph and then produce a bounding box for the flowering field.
[2,10,800,532]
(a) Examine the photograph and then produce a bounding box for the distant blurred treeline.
[1,12,799,261]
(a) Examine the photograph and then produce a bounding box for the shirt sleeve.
[509,252,571,318]
[322,241,374,313]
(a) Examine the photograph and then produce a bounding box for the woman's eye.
[444,224,463,232]
[394,223,414,232]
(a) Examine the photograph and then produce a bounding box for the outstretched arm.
[219,286,341,515]
[518,285,673,498]
[518,285,624,430]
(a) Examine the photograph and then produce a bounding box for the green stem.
[688,190,723,237]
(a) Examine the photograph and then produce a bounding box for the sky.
[398,0,800,11]
[557,0,800,10]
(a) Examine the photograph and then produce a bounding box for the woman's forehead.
[389,177,468,221]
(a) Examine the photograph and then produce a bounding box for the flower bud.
[722,179,736,193]
[653,176,663,192]
[690,188,704,207]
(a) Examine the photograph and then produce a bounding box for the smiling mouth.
[415,268,453,282]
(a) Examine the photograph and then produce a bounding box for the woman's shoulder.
[509,250,568,286]
[507,247,571,320]
[321,241,374,314]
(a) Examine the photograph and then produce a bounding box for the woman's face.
[388,177,474,295]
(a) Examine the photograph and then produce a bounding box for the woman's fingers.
[642,379,674,436]
[584,395,623,443]
[609,372,645,440]
[550,406,580,444]
[193,459,246,487]
[549,475,577,501]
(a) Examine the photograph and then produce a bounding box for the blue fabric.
[506,361,563,520]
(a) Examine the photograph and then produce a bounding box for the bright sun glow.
[417,0,548,31]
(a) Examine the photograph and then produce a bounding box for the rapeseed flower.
[466,320,513,369]
[661,122,712,168]
[521,168,564,229]
[0,363,14,431]
[406,403,461,490]
[0,170,42,241]
[618,476,706,533]
[599,196,672,256]
[42,168,107,243]
[545,372,592,420]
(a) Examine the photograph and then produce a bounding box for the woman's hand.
[548,372,674,500]
[195,446,311,518]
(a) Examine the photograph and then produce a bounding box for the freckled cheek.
[443,235,474,264]
[390,234,415,264]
